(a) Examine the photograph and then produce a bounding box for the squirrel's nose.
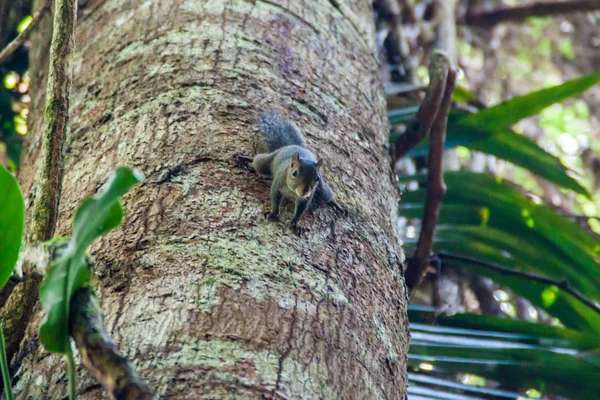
[303,187,310,195]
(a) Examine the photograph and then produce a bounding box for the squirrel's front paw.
[268,212,280,222]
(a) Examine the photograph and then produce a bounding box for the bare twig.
[392,52,450,167]
[439,252,600,315]
[464,0,600,28]
[70,288,154,399]
[28,0,75,243]
[0,0,51,64]
[405,59,457,294]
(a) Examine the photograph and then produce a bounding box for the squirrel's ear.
[291,151,300,167]
[316,159,324,170]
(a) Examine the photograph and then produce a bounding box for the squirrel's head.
[287,151,323,198]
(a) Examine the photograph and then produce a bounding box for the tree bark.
[13,0,407,398]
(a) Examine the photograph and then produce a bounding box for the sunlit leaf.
[463,71,600,132]
[390,72,600,195]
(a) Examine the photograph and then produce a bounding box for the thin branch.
[392,52,450,167]
[464,0,600,28]
[405,59,457,293]
[70,288,154,399]
[0,0,51,64]
[439,251,600,315]
[28,0,75,243]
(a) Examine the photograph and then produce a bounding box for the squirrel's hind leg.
[253,152,276,176]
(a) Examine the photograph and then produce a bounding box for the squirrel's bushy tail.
[259,112,305,152]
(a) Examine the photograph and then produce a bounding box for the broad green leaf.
[39,167,143,353]
[408,373,533,399]
[389,73,600,196]
[464,71,600,132]
[400,172,600,285]
[399,110,588,196]
[404,232,600,333]
[409,341,600,399]
[399,204,489,227]
[408,305,600,349]
[0,165,24,290]
[469,130,588,196]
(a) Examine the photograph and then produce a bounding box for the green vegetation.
[0,166,142,399]
[393,72,600,399]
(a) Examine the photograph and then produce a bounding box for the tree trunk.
[12,0,408,398]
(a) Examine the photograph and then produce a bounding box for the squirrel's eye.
[292,170,298,177]
[316,175,321,182]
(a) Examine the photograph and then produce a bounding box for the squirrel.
[249,112,344,233]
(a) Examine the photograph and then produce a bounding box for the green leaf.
[408,373,533,399]
[39,167,143,353]
[407,306,600,399]
[399,204,489,227]
[469,130,589,196]
[404,231,600,333]
[400,172,600,331]
[409,333,600,399]
[401,110,589,196]
[408,305,600,349]
[400,172,600,285]
[463,71,600,132]
[391,73,600,196]
[0,165,24,291]
[452,85,483,108]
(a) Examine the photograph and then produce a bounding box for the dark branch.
[0,0,51,64]
[439,251,600,315]
[70,288,154,399]
[404,57,457,293]
[381,0,412,81]
[464,0,600,28]
[392,52,450,167]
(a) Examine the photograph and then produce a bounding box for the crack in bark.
[259,0,321,34]
[232,0,258,69]
[273,293,299,397]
